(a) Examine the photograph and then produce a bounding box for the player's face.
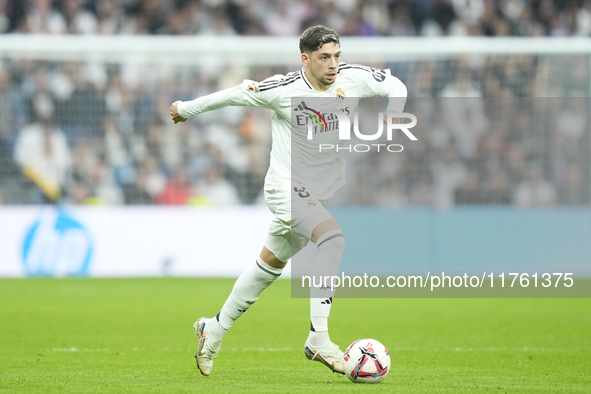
[303,42,341,89]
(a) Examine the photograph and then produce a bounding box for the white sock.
[310,230,345,334]
[207,317,227,341]
[216,257,283,336]
[308,330,331,347]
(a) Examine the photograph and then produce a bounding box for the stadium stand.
[0,1,589,207]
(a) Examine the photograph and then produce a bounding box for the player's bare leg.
[260,246,288,269]
[194,247,285,376]
[304,218,346,374]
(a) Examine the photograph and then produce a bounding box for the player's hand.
[170,101,187,124]
[383,111,403,125]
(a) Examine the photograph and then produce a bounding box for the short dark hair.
[299,25,340,54]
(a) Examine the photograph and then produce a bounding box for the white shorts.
[263,182,333,263]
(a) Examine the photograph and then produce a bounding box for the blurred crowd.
[340,54,590,209]
[0,52,589,208]
[342,95,590,210]
[1,0,591,37]
[0,0,590,207]
[0,57,274,205]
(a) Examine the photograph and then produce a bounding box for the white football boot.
[193,317,222,376]
[304,338,345,374]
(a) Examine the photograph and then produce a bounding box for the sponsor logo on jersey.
[294,100,328,131]
[294,100,349,134]
[247,82,259,92]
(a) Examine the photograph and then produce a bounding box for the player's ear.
[301,52,310,67]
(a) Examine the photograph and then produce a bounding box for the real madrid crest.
[336,87,345,102]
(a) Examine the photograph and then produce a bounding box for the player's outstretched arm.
[169,80,278,125]
[380,78,407,124]
[169,85,245,124]
[343,64,407,122]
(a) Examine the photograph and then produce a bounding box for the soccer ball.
[343,338,390,383]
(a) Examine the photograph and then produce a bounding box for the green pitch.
[0,278,589,393]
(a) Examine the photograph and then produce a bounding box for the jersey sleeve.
[341,64,407,112]
[177,76,282,119]
[237,76,283,109]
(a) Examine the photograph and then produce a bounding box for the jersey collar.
[300,68,313,90]
[300,67,337,93]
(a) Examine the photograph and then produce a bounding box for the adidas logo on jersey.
[293,101,309,112]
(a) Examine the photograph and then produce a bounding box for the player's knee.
[311,218,340,244]
[260,246,288,268]
[316,230,345,255]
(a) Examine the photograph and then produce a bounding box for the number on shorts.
[293,186,310,198]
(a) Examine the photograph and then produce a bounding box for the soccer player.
[170,25,407,376]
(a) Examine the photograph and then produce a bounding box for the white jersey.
[178,63,407,200]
